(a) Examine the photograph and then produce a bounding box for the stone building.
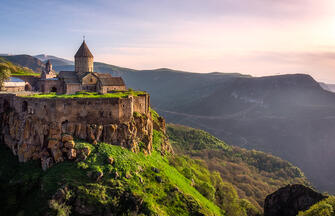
[38,40,126,94]
[41,60,57,79]
[1,77,28,92]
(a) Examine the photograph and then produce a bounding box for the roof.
[4,77,26,87]
[94,73,125,86]
[8,77,26,82]
[75,41,93,58]
[58,71,80,84]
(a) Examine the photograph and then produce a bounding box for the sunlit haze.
[2,0,335,82]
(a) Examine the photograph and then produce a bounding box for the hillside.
[167,124,309,211]
[0,125,261,216]
[0,55,45,74]
[0,57,39,76]
[4,54,335,193]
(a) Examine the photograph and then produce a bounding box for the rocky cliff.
[264,184,327,216]
[0,108,172,170]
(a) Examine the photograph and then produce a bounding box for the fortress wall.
[0,93,159,169]
[38,80,62,93]
[65,84,82,95]
[133,94,150,114]
[0,94,150,125]
[119,97,133,122]
[17,97,122,124]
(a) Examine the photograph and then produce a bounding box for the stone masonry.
[0,93,162,170]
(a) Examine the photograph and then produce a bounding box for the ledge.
[19,90,147,99]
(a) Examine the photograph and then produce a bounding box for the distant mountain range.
[3,54,335,193]
[34,54,73,66]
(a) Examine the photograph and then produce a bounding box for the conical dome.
[75,41,93,58]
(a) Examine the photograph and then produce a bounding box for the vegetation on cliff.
[167,124,309,211]
[0,135,219,215]
[22,89,147,99]
[0,130,258,216]
[298,196,335,216]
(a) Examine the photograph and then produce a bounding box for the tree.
[0,64,11,89]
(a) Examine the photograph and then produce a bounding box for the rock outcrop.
[0,108,172,170]
[264,184,327,216]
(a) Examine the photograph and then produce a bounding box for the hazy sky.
[1,0,335,82]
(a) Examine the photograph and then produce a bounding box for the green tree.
[0,64,10,89]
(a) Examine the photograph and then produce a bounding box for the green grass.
[78,141,224,215]
[21,90,147,99]
[0,130,228,215]
[11,70,40,76]
[0,57,39,77]
[150,107,160,123]
[167,124,230,151]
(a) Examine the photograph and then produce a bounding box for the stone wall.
[2,86,25,92]
[0,94,150,124]
[65,83,82,95]
[100,86,127,94]
[11,75,40,91]
[133,94,150,114]
[38,79,62,94]
[0,93,156,170]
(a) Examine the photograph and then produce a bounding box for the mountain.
[34,54,73,66]
[161,74,335,193]
[0,57,39,76]
[5,54,335,193]
[167,124,308,212]
[0,55,45,73]
[319,82,335,93]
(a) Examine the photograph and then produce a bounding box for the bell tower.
[75,39,94,75]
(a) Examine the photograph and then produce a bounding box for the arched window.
[51,87,57,93]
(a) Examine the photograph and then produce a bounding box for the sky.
[1,0,335,82]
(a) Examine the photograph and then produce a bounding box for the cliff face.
[0,108,171,170]
[264,184,327,216]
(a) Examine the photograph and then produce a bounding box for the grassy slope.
[0,57,39,76]
[1,55,45,74]
[22,90,147,99]
[167,124,309,211]
[2,117,265,216]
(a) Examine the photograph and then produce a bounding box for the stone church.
[38,40,126,94]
